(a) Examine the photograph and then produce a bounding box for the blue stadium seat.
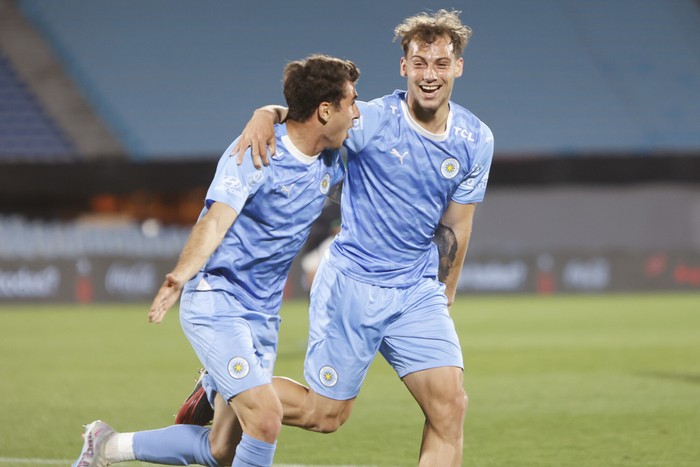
[0,53,75,160]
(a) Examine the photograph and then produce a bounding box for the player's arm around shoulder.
[436,201,476,310]
[233,105,287,168]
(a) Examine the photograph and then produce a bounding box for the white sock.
[104,432,136,462]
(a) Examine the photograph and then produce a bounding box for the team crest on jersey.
[319,365,338,387]
[440,158,460,179]
[228,357,250,379]
[320,173,331,194]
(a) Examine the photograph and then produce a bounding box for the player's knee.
[313,413,344,433]
[430,387,468,428]
[308,404,352,433]
[255,410,283,442]
[452,387,468,419]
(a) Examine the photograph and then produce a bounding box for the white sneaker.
[71,420,116,467]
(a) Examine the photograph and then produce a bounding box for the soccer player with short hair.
[182,9,494,466]
[71,54,359,467]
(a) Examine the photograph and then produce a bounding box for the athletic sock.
[104,432,135,462]
[232,433,276,467]
[133,425,217,466]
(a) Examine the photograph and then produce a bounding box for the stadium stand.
[0,51,74,160]
[0,0,124,159]
[9,0,700,158]
[0,0,698,300]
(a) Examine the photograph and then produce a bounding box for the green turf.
[1,294,699,466]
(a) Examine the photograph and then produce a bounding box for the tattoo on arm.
[433,223,458,283]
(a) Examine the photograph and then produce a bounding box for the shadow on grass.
[638,371,700,385]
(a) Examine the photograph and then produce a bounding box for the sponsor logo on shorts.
[320,173,331,194]
[228,357,250,379]
[319,365,338,387]
[440,158,460,179]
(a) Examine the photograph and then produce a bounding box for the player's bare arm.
[437,201,475,308]
[148,202,238,323]
[232,105,289,168]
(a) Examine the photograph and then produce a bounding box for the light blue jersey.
[331,90,493,286]
[305,91,494,399]
[180,123,343,402]
[185,123,344,314]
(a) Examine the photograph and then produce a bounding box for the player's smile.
[419,84,441,98]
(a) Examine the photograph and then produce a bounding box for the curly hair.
[283,54,360,123]
[393,9,473,57]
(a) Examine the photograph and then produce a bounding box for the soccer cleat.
[174,368,214,425]
[71,420,116,467]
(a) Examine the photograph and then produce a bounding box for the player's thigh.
[402,366,467,423]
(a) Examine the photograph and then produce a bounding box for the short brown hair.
[394,9,472,57]
[283,54,360,123]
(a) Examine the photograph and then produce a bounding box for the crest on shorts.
[440,158,460,179]
[228,357,250,379]
[319,365,338,387]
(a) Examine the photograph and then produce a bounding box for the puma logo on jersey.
[390,148,408,164]
[279,184,295,197]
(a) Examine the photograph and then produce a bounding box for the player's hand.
[148,273,184,324]
[231,109,277,169]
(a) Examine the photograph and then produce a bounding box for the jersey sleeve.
[452,123,494,204]
[344,100,384,153]
[205,140,266,213]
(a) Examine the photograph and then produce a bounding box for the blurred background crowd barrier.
[1,0,699,302]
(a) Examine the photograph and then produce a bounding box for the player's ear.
[400,57,407,77]
[317,102,331,125]
[454,57,464,78]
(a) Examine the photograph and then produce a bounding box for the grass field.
[1,294,699,466]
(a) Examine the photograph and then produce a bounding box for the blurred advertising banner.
[456,251,700,294]
[0,257,173,303]
[1,250,698,303]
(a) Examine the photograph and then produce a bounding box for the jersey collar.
[281,135,320,165]
[399,97,452,142]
